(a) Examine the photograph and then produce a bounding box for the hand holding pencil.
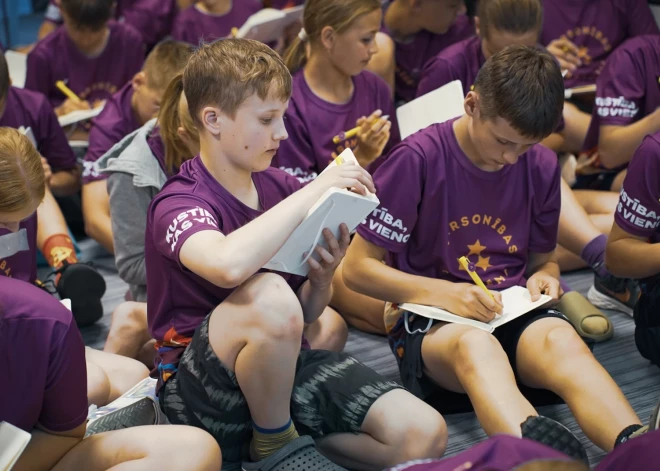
[351,110,391,168]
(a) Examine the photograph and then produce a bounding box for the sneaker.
[521,416,589,466]
[619,401,660,445]
[587,266,641,317]
[85,397,159,437]
[55,262,106,327]
[242,436,346,471]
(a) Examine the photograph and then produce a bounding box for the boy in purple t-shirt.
[541,0,659,93]
[576,35,660,191]
[606,132,660,370]
[344,46,649,457]
[39,0,177,48]
[274,0,398,184]
[0,276,223,471]
[369,0,474,103]
[172,0,262,44]
[26,0,145,119]
[146,38,446,469]
[81,39,192,254]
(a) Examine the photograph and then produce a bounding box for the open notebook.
[397,80,465,139]
[58,104,105,128]
[236,6,304,44]
[264,148,379,276]
[0,422,31,471]
[400,286,552,333]
[18,126,36,149]
[5,51,26,89]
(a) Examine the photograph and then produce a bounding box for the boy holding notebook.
[26,0,145,117]
[81,39,193,253]
[145,38,446,469]
[343,46,650,456]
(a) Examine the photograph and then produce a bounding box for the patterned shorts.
[160,314,401,464]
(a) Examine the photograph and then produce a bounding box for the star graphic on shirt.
[577,46,592,64]
[467,240,487,256]
[475,255,492,272]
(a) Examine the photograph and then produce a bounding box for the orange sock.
[42,234,77,283]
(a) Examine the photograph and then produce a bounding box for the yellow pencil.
[458,256,495,301]
[332,115,389,144]
[231,27,239,37]
[55,80,81,103]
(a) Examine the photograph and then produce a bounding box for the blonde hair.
[0,127,45,213]
[183,38,292,127]
[143,39,194,93]
[158,74,198,175]
[283,0,381,73]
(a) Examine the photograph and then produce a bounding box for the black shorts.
[387,308,572,399]
[572,172,620,191]
[159,314,402,464]
[634,274,660,369]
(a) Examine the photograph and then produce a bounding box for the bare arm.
[179,164,375,289]
[606,222,660,278]
[13,423,86,471]
[525,251,562,302]
[343,234,502,321]
[598,109,660,169]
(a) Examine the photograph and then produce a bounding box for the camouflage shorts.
[160,314,401,465]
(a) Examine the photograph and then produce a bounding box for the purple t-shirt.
[614,132,660,242]
[540,0,659,89]
[145,157,307,384]
[171,2,263,44]
[583,35,660,151]
[269,0,304,7]
[0,87,76,171]
[0,214,38,283]
[416,35,483,98]
[357,119,561,288]
[0,277,88,433]
[273,70,399,184]
[384,14,474,103]
[26,21,145,108]
[83,82,140,184]
[45,0,176,48]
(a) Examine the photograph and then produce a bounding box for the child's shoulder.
[613,35,660,62]
[632,132,660,168]
[7,86,49,110]
[0,276,73,328]
[257,166,303,196]
[30,27,65,57]
[522,144,560,180]
[356,69,391,93]
[108,20,143,44]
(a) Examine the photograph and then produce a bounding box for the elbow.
[341,258,364,294]
[211,264,246,290]
[604,244,627,278]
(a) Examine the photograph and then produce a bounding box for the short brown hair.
[158,74,198,175]
[283,0,382,73]
[474,45,564,140]
[0,127,45,213]
[183,38,292,128]
[60,0,113,30]
[143,39,194,93]
[477,0,542,39]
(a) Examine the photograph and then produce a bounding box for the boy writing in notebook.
[145,38,446,469]
[343,46,652,456]
[26,0,145,118]
[82,39,193,253]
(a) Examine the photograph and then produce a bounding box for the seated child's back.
[172,0,263,44]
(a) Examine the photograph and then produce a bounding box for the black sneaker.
[587,265,641,317]
[55,262,106,327]
[626,400,660,442]
[521,416,589,466]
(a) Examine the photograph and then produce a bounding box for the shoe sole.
[521,416,589,466]
[60,265,107,301]
[587,286,634,317]
[85,397,158,437]
[651,401,660,431]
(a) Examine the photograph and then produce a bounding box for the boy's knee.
[171,427,222,470]
[86,360,111,406]
[455,328,503,372]
[543,323,592,362]
[244,273,304,340]
[112,302,147,331]
[397,410,447,463]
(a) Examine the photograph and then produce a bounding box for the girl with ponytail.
[274,0,399,184]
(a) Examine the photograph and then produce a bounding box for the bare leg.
[36,187,71,250]
[316,389,447,470]
[517,318,641,451]
[85,347,149,405]
[558,179,604,256]
[52,425,221,471]
[304,306,348,352]
[560,101,592,153]
[82,181,115,253]
[331,261,386,335]
[611,170,627,193]
[557,245,588,272]
[103,302,152,362]
[573,189,618,216]
[421,324,537,435]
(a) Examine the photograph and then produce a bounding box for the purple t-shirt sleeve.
[39,315,88,432]
[626,0,660,36]
[614,135,660,238]
[37,96,77,171]
[416,57,461,98]
[274,107,317,184]
[594,48,645,127]
[25,49,53,99]
[152,194,221,264]
[356,143,424,252]
[528,155,561,253]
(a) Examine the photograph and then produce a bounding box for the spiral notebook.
[400,286,552,333]
[0,422,31,471]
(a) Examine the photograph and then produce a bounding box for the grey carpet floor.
[62,239,660,469]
